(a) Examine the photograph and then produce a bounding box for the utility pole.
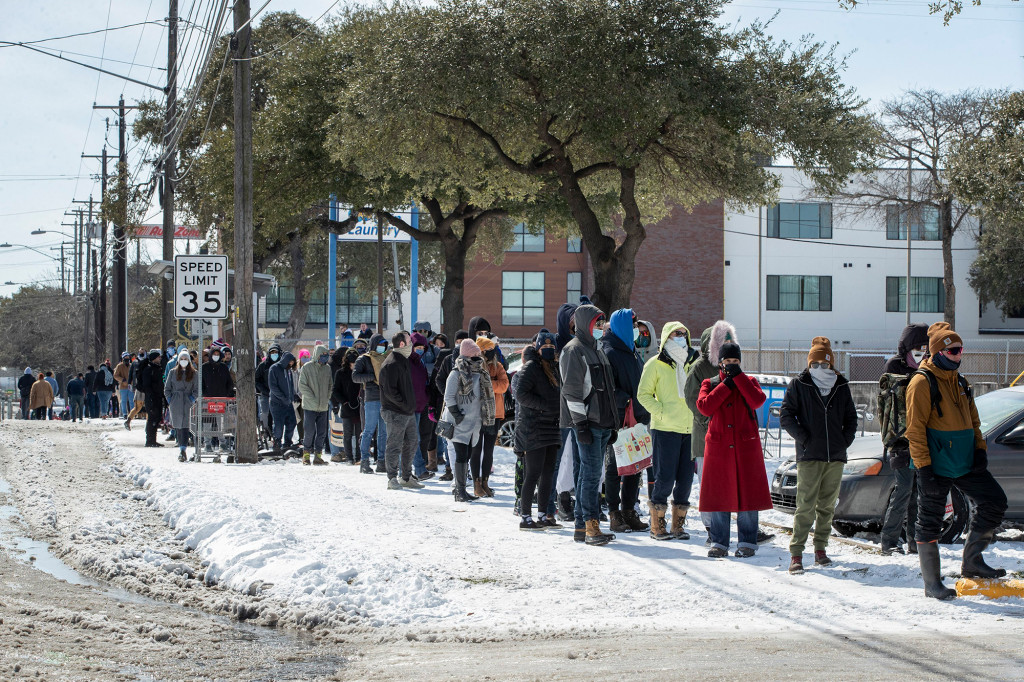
[95,98,135,357]
[83,142,109,354]
[161,0,178,348]
[61,215,78,293]
[377,211,384,334]
[232,0,257,464]
[906,143,913,325]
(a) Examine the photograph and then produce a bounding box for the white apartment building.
[723,166,1024,348]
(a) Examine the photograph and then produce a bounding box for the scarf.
[809,367,838,395]
[664,341,691,399]
[455,356,495,426]
[393,344,413,359]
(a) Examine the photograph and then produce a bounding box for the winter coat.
[352,334,388,402]
[637,322,695,436]
[66,377,85,397]
[332,366,361,419]
[883,323,930,375]
[433,348,457,396]
[268,352,298,406]
[410,351,430,414]
[683,326,719,458]
[511,370,528,454]
[559,305,618,431]
[486,361,510,420]
[84,369,99,394]
[379,350,416,415]
[254,356,276,397]
[99,364,116,391]
[780,369,858,464]
[601,310,650,427]
[139,360,165,409]
[298,346,333,412]
[29,378,53,410]
[905,357,984,478]
[556,303,578,354]
[419,344,439,377]
[442,361,491,446]
[513,346,562,452]
[114,361,132,390]
[164,367,198,430]
[696,371,771,513]
[202,360,234,397]
[18,370,34,399]
[45,376,59,399]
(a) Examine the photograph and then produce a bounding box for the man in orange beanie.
[905,322,1008,599]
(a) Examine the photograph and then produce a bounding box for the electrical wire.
[234,0,343,61]
[0,21,166,48]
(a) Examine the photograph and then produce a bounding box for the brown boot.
[426,450,438,472]
[481,476,495,497]
[670,504,690,540]
[609,510,628,533]
[649,502,672,541]
[474,478,486,498]
[585,519,610,546]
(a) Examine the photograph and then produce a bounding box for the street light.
[0,243,67,293]
[31,228,75,239]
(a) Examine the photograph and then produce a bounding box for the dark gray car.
[770,386,1024,543]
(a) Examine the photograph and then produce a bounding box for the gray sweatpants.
[381,409,417,481]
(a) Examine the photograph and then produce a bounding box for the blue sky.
[0,0,1021,290]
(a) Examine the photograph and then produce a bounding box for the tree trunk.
[940,198,956,328]
[440,239,467,338]
[277,239,309,350]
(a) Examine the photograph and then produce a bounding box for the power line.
[234,0,343,61]
[0,20,166,48]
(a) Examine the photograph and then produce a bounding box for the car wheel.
[939,487,970,544]
[498,421,516,448]
[832,521,860,537]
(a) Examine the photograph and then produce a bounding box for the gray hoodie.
[558,305,617,431]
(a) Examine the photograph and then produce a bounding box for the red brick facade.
[461,202,724,339]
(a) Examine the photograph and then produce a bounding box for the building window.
[766,275,832,311]
[567,237,582,253]
[767,202,832,239]
[567,272,582,303]
[264,280,381,326]
[507,223,545,252]
[886,205,940,241]
[885,276,945,313]
[502,271,545,326]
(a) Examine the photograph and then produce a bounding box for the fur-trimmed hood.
[708,320,739,365]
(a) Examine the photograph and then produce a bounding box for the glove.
[971,448,988,472]
[723,376,736,389]
[450,405,465,425]
[916,465,944,496]
[607,430,618,446]
[188,396,196,405]
[574,422,594,445]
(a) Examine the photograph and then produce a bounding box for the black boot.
[452,462,478,502]
[961,530,1007,579]
[918,542,957,600]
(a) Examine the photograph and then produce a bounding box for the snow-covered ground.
[84,426,1024,638]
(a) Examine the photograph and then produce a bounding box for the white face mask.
[178,358,189,367]
[633,328,640,341]
[911,350,926,364]
[211,354,221,362]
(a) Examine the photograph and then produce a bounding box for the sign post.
[174,254,229,462]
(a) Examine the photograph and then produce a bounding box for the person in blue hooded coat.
[601,309,652,533]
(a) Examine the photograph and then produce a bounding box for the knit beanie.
[460,339,482,357]
[718,342,741,362]
[535,329,556,349]
[807,336,834,367]
[928,322,963,356]
[475,336,497,353]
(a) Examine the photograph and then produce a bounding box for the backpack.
[877,373,911,450]
[914,368,973,419]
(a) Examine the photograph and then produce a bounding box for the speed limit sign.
[174,254,229,319]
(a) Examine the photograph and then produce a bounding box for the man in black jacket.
[139,350,166,447]
[17,368,34,420]
[84,365,100,419]
[255,343,281,432]
[378,332,423,490]
[780,337,859,574]
[878,323,930,555]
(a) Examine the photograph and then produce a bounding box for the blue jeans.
[270,400,297,447]
[97,391,113,417]
[693,458,715,530]
[651,430,695,507]
[328,402,341,456]
[70,395,85,421]
[120,389,133,418]
[360,400,388,462]
[86,393,100,418]
[708,510,759,552]
[572,427,612,527]
[413,412,427,476]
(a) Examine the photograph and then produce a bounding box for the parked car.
[771,386,1024,543]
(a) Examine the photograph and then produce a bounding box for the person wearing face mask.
[409,332,435,480]
[696,342,772,558]
[298,345,333,465]
[906,322,1008,599]
[255,343,282,433]
[779,337,859,574]
[268,352,300,452]
[560,304,619,546]
[443,339,495,502]
[638,321,698,541]
[353,334,391,473]
[378,331,424,489]
[332,349,363,467]
[602,310,652,534]
[472,336,509,497]
[877,323,930,556]
[432,330,471,482]
[202,345,235,452]
[165,350,198,462]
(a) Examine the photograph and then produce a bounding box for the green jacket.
[298,345,333,412]
[637,321,694,436]
[683,326,717,458]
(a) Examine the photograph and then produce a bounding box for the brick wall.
[631,201,724,338]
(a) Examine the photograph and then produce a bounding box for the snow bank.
[103,429,1024,635]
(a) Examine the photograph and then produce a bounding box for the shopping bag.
[329,410,345,448]
[612,423,654,476]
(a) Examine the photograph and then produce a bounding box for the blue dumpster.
[758,384,788,428]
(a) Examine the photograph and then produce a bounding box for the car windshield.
[976,390,1024,436]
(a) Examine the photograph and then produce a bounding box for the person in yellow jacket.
[637,321,699,541]
[905,322,1007,600]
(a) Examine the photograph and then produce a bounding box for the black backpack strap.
[958,374,973,401]
[915,369,943,419]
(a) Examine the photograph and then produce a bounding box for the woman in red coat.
[696,342,772,558]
